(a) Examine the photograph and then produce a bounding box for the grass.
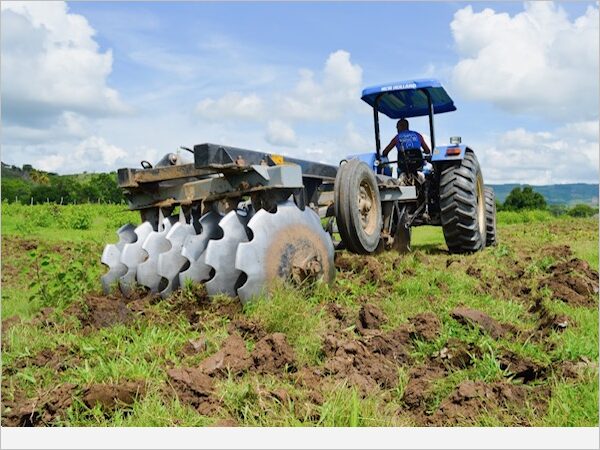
[1,205,598,427]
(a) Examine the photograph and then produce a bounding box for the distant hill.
[490,183,599,206]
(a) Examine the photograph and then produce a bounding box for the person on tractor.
[382,118,432,184]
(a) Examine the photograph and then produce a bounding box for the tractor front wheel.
[334,159,382,254]
[439,151,486,253]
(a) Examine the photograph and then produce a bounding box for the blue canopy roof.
[361,79,456,119]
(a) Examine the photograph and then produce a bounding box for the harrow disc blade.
[136,217,177,292]
[179,211,222,287]
[101,224,136,294]
[204,207,254,297]
[157,222,195,297]
[119,221,154,296]
[236,200,335,303]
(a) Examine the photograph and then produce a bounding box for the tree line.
[500,186,598,218]
[1,172,125,204]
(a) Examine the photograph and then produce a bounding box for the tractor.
[337,78,497,254]
[101,78,496,303]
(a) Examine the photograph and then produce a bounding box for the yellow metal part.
[270,154,285,165]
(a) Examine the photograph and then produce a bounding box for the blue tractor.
[334,79,497,254]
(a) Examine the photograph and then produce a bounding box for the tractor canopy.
[361,79,456,119]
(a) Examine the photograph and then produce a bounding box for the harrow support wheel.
[334,159,382,254]
[484,186,497,247]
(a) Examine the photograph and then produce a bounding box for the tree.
[503,186,547,211]
[1,178,32,203]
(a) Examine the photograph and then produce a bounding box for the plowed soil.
[2,218,598,427]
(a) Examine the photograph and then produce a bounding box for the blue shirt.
[395,130,422,152]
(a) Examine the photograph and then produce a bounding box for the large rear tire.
[334,159,382,254]
[484,187,497,247]
[439,151,486,253]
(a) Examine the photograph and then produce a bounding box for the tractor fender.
[431,144,473,163]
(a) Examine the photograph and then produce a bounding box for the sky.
[1,0,598,184]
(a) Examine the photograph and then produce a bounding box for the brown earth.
[9,344,81,374]
[402,365,445,410]
[1,237,38,286]
[334,253,384,283]
[357,304,386,331]
[322,325,412,394]
[451,307,507,339]
[227,317,267,342]
[252,333,296,373]
[197,334,252,376]
[432,338,482,370]
[422,380,549,426]
[181,336,208,356]
[83,381,146,410]
[2,383,77,426]
[498,351,547,383]
[540,258,599,307]
[409,312,441,342]
[166,367,220,415]
[67,295,133,329]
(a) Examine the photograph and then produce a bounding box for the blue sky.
[2,1,598,184]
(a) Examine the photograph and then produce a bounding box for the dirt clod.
[69,295,133,329]
[83,381,145,410]
[323,333,399,393]
[402,365,445,409]
[252,333,295,373]
[167,367,219,415]
[357,304,386,330]
[227,317,267,341]
[540,258,599,307]
[182,337,208,356]
[2,383,77,426]
[498,351,547,383]
[428,380,528,425]
[198,334,252,376]
[409,312,441,342]
[451,307,506,339]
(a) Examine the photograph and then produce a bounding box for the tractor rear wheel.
[335,159,382,254]
[439,151,486,253]
[484,186,497,246]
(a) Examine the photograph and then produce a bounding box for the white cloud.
[450,2,599,121]
[3,111,89,144]
[35,136,128,173]
[477,122,599,184]
[264,120,297,147]
[193,50,364,126]
[195,92,264,121]
[1,1,127,127]
[343,122,371,152]
[277,50,363,121]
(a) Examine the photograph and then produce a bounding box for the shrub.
[567,204,598,218]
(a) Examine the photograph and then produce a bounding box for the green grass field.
[1,203,598,427]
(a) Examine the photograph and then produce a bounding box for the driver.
[382,118,431,158]
[382,118,432,184]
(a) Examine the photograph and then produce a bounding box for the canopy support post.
[373,94,382,160]
[424,90,436,150]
